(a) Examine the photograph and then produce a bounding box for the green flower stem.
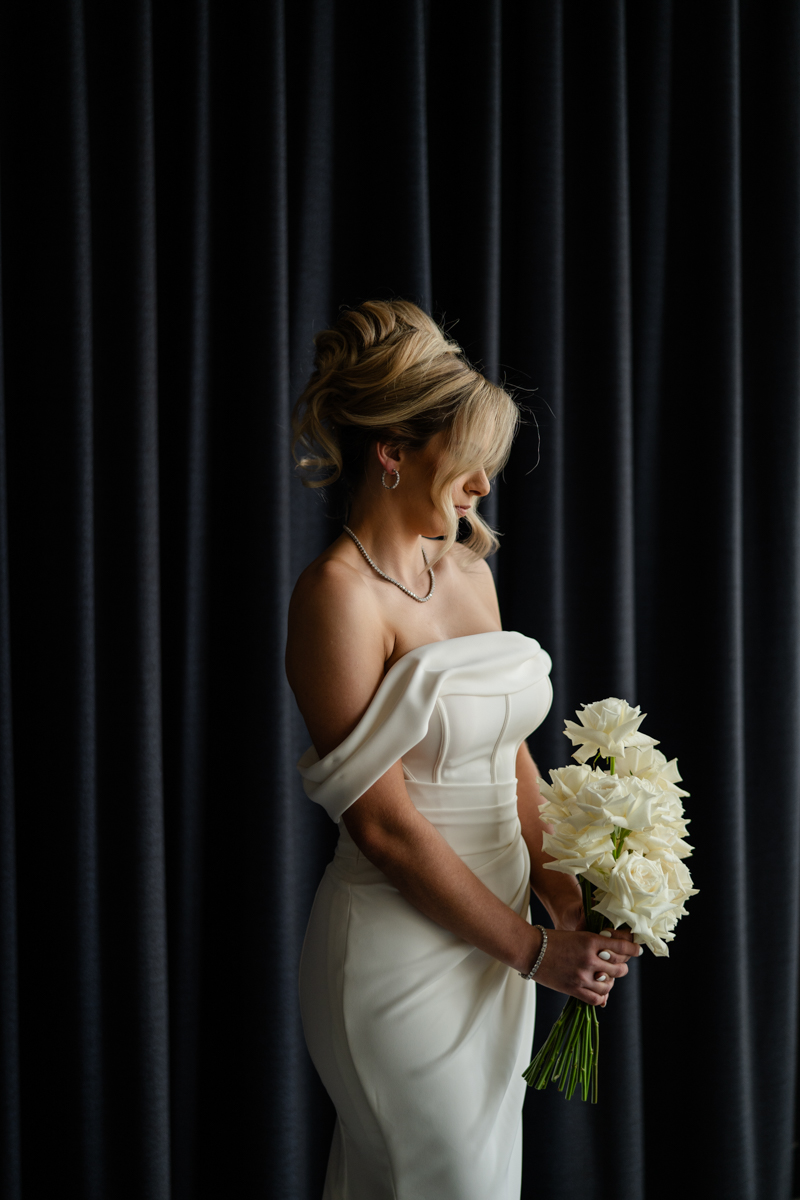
[559,1006,582,1064]
[611,825,632,861]
[580,873,605,933]
[523,994,598,1102]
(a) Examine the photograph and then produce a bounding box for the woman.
[286,300,639,1200]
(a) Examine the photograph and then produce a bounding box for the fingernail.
[599,930,612,938]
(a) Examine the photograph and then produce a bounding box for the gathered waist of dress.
[333,778,522,872]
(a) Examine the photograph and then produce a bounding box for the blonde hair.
[291,299,520,562]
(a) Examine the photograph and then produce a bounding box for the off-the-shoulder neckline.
[299,629,546,774]
[383,629,531,677]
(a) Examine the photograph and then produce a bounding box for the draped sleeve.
[296,630,552,823]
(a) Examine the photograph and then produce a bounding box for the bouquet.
[522,698,697,1102]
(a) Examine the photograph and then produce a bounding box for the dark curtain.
[0,2,798,1198]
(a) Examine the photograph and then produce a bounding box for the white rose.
[647,793,692,843]
[591,851,676,955]
[581,851,618,890]
[574,774,663,832]
[540,763,595,804]
[537,763,594,822]
[541,817,616,876]
[614,744,690,799]
[651,790,688,824]
[636,877,699,952]
[634,908,681,956]
[602,762,692,839]
[626,824,694,861]
[563,697,659,764]
[660,854,699,905]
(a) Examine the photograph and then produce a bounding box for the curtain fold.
[88,0,171,1194]
[164,2,210,1196]
[0,169,20,1200]
[0,3,798,1198]
[69,1,103,1196]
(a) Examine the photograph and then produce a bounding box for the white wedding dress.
[297,631,553,1200]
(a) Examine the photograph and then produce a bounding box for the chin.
[419,509,457,541]
[420,520,448,539]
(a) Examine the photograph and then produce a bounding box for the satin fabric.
[297,631,553,1200]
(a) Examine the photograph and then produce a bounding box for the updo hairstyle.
[291,299,520,563]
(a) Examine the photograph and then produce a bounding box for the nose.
[469,469,491,497]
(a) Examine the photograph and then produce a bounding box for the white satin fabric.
[297,631,553,1200]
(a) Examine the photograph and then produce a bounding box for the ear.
[373,438,404,472]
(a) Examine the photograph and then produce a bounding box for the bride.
[285,300,639,1200]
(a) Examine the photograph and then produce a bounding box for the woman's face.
[388,431,491,538]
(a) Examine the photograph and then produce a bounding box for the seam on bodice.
[433,698,449,784]
[490,694,511,784]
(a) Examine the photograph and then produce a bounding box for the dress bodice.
[400,676,551,787]
[297,631,553,824]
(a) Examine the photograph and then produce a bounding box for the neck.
[345,496,431,589]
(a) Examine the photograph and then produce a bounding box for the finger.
[592,960,628,979]
[596,951,631,967]
[596,939,642,962]
[594,979,614,1008]
[597,938,641,958]
[581,974,614,997]
[600,927,635,942]
[575,986,608,1006]
[592,965,628,983]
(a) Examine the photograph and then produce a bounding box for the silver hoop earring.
[381,469,400,490]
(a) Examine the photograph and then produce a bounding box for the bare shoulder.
[286,551,389,759]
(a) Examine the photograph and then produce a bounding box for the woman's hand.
[523,926,641,1007]
[547,884,587,933]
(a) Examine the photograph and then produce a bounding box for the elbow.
[349,821,396,870]
[341,806,418,872]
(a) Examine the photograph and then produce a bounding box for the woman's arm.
[286,562,639,1004]
[516,740,586,932]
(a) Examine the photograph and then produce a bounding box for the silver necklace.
[342,525,436,603]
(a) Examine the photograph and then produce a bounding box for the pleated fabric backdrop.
[0,2,798,1198]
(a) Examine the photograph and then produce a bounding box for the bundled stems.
[521,995,599,1102]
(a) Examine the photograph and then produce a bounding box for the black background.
[0,2,798,1198]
